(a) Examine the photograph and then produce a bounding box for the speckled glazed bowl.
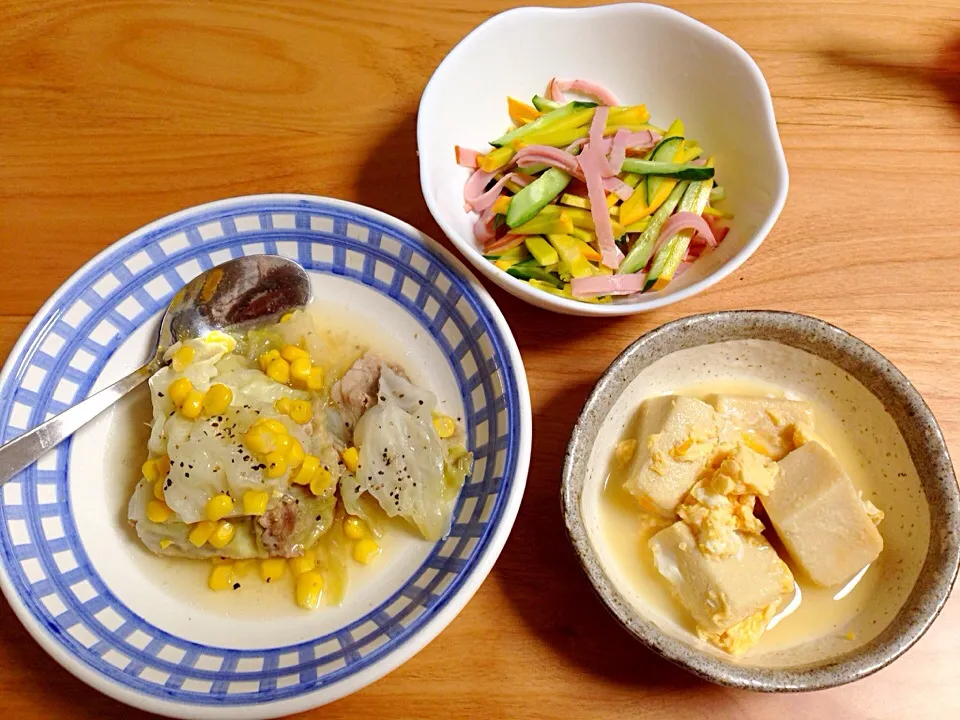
[561,310,959,691]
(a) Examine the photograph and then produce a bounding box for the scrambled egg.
[699,601,781,656]
[678,444,779,558]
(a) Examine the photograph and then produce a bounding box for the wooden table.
[2,0,959,717]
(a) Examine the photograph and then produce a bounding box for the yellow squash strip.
[507,97,542,125]
[511,212,575,236]
[546,234,596,279]
[574,239,602,262]
[479,145,516,173]
[491,195,511,215]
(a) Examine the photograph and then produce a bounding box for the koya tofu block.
[763,441,884,587]
[624,396,718,516]
[707,394,814,460]
[650,522,794,646]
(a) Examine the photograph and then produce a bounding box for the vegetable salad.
[456,77,731,302]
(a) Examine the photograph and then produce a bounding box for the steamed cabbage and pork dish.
[615,393,884,655]
[128,311,472,610]
[456,77,731,302]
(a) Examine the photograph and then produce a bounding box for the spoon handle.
[0,364,153,486]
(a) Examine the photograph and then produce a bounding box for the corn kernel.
[188,520,216,547]
[146,500,172,523]
[208,520,236,549]
[258,349,281,372]
[204,330,237,352]
[205,494,234,522]
[234,558,256,576]
[273,433,293,456]
[168,377,193,407]
[266,357,291,385]
[153,480,166,501]
[293,455,320,485]
[172,345,195,371]
[289,357,312,385]
[433,414,456,439]
[279,312,294,324]
[286,438,304,469]
[243,490,270,515]
[341,447,359,473]
[289,548,317,577]
[203,383,233,415]
[353,538,381,565]
[260,558,286,583]
[306,367,324,391]
[261,418,288,435]
[155,454,171,478]
[244,425,276,455]
[289,400,313,424]
[295,570,324,609]
[281,345,310,362]
[180,389,204,419]
[142,458,159,483]
[343,516,366,540]
[309,466,333,496]
[159,539,173,550]
[265,451,287,478]
[274,397,293,415]
[209,563,235,591]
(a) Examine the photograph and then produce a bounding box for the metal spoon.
[0,255,311,486]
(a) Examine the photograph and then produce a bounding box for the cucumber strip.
[645,136,684,205]
[506,260,564,287]
[531,95,563,112]
[518,162,548,175]
[643,165,714,292]
[710,185,725,203]
[490,101,596,148]
[617,182,689,275]
[505,168,572,228]
[619,159,714,181]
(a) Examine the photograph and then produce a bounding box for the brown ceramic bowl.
[561,310,959,691]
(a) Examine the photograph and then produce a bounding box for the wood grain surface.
[2,1,959,717]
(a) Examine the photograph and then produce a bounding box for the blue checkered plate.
[0,195,531,719]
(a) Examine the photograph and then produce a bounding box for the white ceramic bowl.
[418,3,789,316]
[0,195,532,718]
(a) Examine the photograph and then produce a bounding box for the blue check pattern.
[0,198,521,705]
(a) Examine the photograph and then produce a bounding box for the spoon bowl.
[0,254,311,485]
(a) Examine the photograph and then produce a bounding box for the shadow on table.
[489,380,699,691]
[821,32,960,123]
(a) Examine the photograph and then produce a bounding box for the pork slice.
[258,496,299,558]
[331,353,408,432]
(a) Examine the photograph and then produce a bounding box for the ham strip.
[474,207,497,244]
[571,273,646,297]
[455,146,482,169]
[607,128,631,175]
[514,145,581,175]
[579,107,622,269]
[549,78,620,106]
[658,211,718,248]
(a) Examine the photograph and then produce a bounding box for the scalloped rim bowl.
[418,4,789,316]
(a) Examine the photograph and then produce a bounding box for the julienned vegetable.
[456,77,732,302]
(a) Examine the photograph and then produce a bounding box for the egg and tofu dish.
[618,394,884,655]
[128,311,472,610]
